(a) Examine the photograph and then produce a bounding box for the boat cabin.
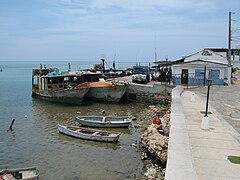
[32,68,104,94]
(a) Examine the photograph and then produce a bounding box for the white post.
[190,92,195,102]
[228,67,232,85]
[201,116,209,130]
[201,79,212,130]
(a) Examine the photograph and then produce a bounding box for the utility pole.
[227,12,232,85]
[228,11,232,67]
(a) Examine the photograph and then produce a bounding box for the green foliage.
[232,67,240,73]
[157,100,169,108]
[228,156,240,164]
[200,111,212,115]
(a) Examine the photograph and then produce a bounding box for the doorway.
[181,69,188,84]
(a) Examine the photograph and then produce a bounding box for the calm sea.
[0,61,151,180]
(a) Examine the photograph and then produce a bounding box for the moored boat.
[75,115,132,128]
[72,71,128,102]
[0,167,39,180]
[57,124,121,142]
[32,68,89,105]
[85,81,128,102]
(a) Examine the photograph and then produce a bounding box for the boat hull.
[32,87,89,105]
[0,167,39,180]
[86,82,127,102]
[57,124,120,142]
[75,116,132,128]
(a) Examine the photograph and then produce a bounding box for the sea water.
[0,61,150,179]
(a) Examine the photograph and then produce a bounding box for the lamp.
[206,79,212,86]
[201,79,212,130]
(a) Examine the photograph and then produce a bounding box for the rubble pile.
[160,109,170,136]
[141,124,169,163]
[140,108,171,179]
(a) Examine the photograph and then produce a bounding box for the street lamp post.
[201,79,212,130]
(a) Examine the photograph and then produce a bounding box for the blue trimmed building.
[171,49,229,86]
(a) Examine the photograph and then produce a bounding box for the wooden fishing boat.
[57,124,121,142]
[32,68,89,105]
[85,81,128,102]
[0,167,39,180]
[75,116,132,128]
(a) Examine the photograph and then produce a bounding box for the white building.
[171,49,229,86]
[207,48,240,68]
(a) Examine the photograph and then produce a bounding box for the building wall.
[172,64,227,79]
[170,49,229,86]
[172,63,228,85]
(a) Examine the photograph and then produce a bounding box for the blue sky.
[0,0,240,62]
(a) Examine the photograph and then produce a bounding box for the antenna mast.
[155,48,157,62]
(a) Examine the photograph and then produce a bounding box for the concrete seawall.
[113,76,173,103]
[126,82,172,103]
[165,86,197,180]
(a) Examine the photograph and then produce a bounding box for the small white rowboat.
[75,116,132,128]
[57,124,121,142]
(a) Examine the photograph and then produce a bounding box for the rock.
[149,105,155,109]
[134,124,141,128]
[132,116,137,121]
[139,103,171,180]
[144,167,157,178]
[158,129,164,134]
[131,143,137,148]
[100,109,105,114]
[141,123,169,163]
[152,108,159,112]
[141,152,148,160]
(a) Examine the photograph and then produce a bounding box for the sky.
[0,0,240,63]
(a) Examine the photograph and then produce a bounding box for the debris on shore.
[141,124,168,163]
[139,106,171,179]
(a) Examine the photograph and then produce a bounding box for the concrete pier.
[114,76,173,103]
[127,82,172,103]
[165,87,240,180]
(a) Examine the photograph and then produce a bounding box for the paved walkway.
[165,87,240,180]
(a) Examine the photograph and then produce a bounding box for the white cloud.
[40,0,219,34]
[0,0,239,61]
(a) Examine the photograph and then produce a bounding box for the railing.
[172,73,224,86]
